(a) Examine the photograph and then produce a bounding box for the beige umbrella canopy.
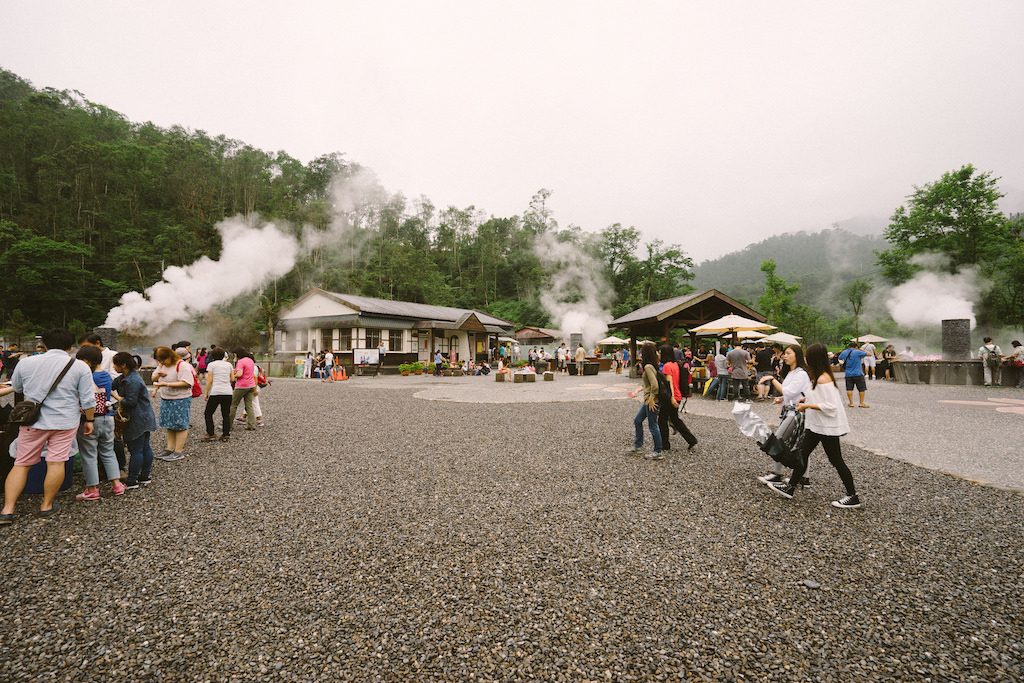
[855,334,888,343]
[690,314,776,335]
[735,330,768,340]
[761,331,803,346]
[596,336,628,345]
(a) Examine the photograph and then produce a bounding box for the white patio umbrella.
[736,330,768,340]
[855,334,888,343]
[690,314,776,335]
[596,336,628,345]
[761,331,803,346]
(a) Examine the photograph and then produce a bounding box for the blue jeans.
[77,417,120,486]
[716,376,728,400]
[633,403,663,452]
[126,431,154,485]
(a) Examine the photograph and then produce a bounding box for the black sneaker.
[831,494,862,509]
[139,478,153,487]
[767,481,795,499]
[758,473,784,484]
[800,477,811,488]
[124,481,140,490]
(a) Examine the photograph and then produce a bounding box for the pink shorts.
[14,426,78,466]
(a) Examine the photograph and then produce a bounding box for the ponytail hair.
[112,351,139,372]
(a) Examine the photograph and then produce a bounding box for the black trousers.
[204,395,232,436]
[657,404,698,450]
[790,430,856,495]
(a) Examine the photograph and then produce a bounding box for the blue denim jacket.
[112,371,157,442]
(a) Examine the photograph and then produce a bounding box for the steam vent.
[92,326,119,350]
[894,318,1014,385]
[941,319,971,360]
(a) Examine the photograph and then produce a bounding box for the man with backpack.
[978,337,1003,387]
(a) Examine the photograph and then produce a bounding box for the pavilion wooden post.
[629,332,638,377]
[689,331,697,353]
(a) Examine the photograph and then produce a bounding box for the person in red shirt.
[658,345,698,452]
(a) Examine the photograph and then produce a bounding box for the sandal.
[36,502,61,519]
[0,513,16,526]
[200,435,217,442]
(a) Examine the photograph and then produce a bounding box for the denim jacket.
[112,371,157,442]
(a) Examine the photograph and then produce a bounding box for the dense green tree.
[758,260,800,325]
[842,279,873,336]
[878,164,1006,283]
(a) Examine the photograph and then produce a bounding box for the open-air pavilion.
[609,289,768,365]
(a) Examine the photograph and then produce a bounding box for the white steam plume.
[534,233,612,348]
[886,255,979,328]
[104,218,299,335]
[105,169,382,336]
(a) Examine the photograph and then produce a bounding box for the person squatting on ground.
[228,347,258,430]
[73,345,124,501]
[837,341,869,408]
[658,345,698,453]
[627,341,664,460]
[111,352,158,490]
[978,337,1003,387]
[1,329,96,524]
[765,343,862,509]
[151,346,195,461]
[202,347,234,442]
[756,344,812,487]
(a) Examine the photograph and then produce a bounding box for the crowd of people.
[0,330,268,525]
[628,338,862,510]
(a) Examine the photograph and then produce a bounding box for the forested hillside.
[0,68,693,343]
[692,229,887,316]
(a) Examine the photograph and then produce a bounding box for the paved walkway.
[336,372,1024,492]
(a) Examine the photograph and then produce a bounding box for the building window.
[381,329,391,351]
[337,329,352,351]
[448,336,458,355]
[321,329,333,351]
[365,329,381,348]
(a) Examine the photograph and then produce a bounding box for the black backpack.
[655,369,675,411]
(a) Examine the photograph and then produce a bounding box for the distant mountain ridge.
[691,228,888,317]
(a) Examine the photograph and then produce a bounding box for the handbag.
[8,358,76,426]
[113,401,130,437]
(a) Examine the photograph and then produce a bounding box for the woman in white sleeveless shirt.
[765,343,862,509]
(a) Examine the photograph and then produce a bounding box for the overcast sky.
[3,1,1023,262]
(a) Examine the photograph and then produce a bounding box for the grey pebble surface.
[1,378,1022,681]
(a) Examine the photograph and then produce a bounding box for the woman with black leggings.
[658,344,698,452]
[766,343,862,509]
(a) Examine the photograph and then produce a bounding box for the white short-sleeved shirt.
[206,359,234,396]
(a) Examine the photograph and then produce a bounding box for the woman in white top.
[202,348,234,442]
[756,344,812,486]
[765,343,862,509]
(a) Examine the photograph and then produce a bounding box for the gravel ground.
[1,378,1022,681]
[679,377,1024,492]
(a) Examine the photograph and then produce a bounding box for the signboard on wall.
[354,348,380,365]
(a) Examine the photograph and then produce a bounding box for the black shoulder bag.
[8,359,77,426]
